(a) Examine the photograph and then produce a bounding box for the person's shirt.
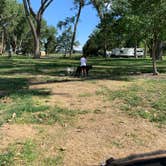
[80,57,87,66]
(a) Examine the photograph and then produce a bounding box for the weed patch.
[0,152,14,166]
[0,140,38,165]
[17,106,89,125]
[43,151,64,166]
[105,80,166,124]
[0,92,49,126]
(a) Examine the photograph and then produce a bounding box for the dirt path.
[0,79,166,165]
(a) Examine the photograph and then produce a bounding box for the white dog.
[66,67,75,76]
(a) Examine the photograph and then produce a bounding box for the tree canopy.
[0,0,166,74]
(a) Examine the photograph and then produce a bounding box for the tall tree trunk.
[0,31,4,54]
[104,40,107,58]
[156,40,163,60]
[143,41,147,58]
[134,45,137,58]
[152,33,159,75]
[23,0,53,58]
[26,16,40,58]
[64,45,67,57]
[34,21,41,58]
[147,39,153,58]
[32,29,40,58]
[11,35,17,53]
[1,28,6,54]
[69,1,83,57]
[34,36,40,58]
[134,38,138,58]
[19,39,23,50]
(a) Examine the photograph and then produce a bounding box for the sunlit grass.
[16,106,89,125]
[0,56,165,126]
[106,80,166,124]
[0,55,166,164]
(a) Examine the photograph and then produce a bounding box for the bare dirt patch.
[30,79,166,165]
[0,124,36,150]
[0,78,166,165]
[63,113,166,166]
[30,80,131,111]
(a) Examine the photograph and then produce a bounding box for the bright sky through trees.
[19,0,100,50]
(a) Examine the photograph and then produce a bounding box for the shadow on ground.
[0,77,51,98]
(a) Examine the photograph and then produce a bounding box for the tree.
[23,0,54,58]
[111,0,145,58]
[57,17,75,56]
[41,22,57,54]
[0,0,6,14]
[69,0,85,56]
[90,0,112,56]
[57,20,79,57]
[90,0,111,20]
[83,30,100,56]
[92,0,166,74]
[56,26,73,57]
[127,0,166,75]
[83,12,122,56]
[9,3,30,54]
[0,0,20,55]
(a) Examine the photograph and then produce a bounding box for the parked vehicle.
[111,48,144,57]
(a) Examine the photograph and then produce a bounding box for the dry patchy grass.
[0,77,166,166]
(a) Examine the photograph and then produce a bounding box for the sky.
[19,0,100,50]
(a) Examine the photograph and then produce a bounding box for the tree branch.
[38,0,53,17]
[23,0,30,16]
[27,0,37,19]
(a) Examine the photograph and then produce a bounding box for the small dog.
[75,65,92,77]
[66,67,75,76]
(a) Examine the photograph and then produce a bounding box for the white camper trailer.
[111,48,144,57]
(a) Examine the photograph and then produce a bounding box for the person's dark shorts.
[81,65,86,70]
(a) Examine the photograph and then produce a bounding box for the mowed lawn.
[0,55,166,165]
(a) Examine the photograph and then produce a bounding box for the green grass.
[0,55,165,126]
[0,92,88,126]
[17,106,89,125]
[90,57,166,80]
[0,92,50,126]
[0,139,65,166]
[0,56,165,80]
[107,80,166,124]
[0,151,14,166]
[0,140,37,165]
[0,55,166,164]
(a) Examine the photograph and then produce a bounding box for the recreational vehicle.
[111,48,144,57]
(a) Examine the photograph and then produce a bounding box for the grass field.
[0,55,166,165]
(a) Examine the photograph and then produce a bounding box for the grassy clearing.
[0,55,166,165]
[0,56,165,79]
[0,56,165,126]
[89,57,166,79]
